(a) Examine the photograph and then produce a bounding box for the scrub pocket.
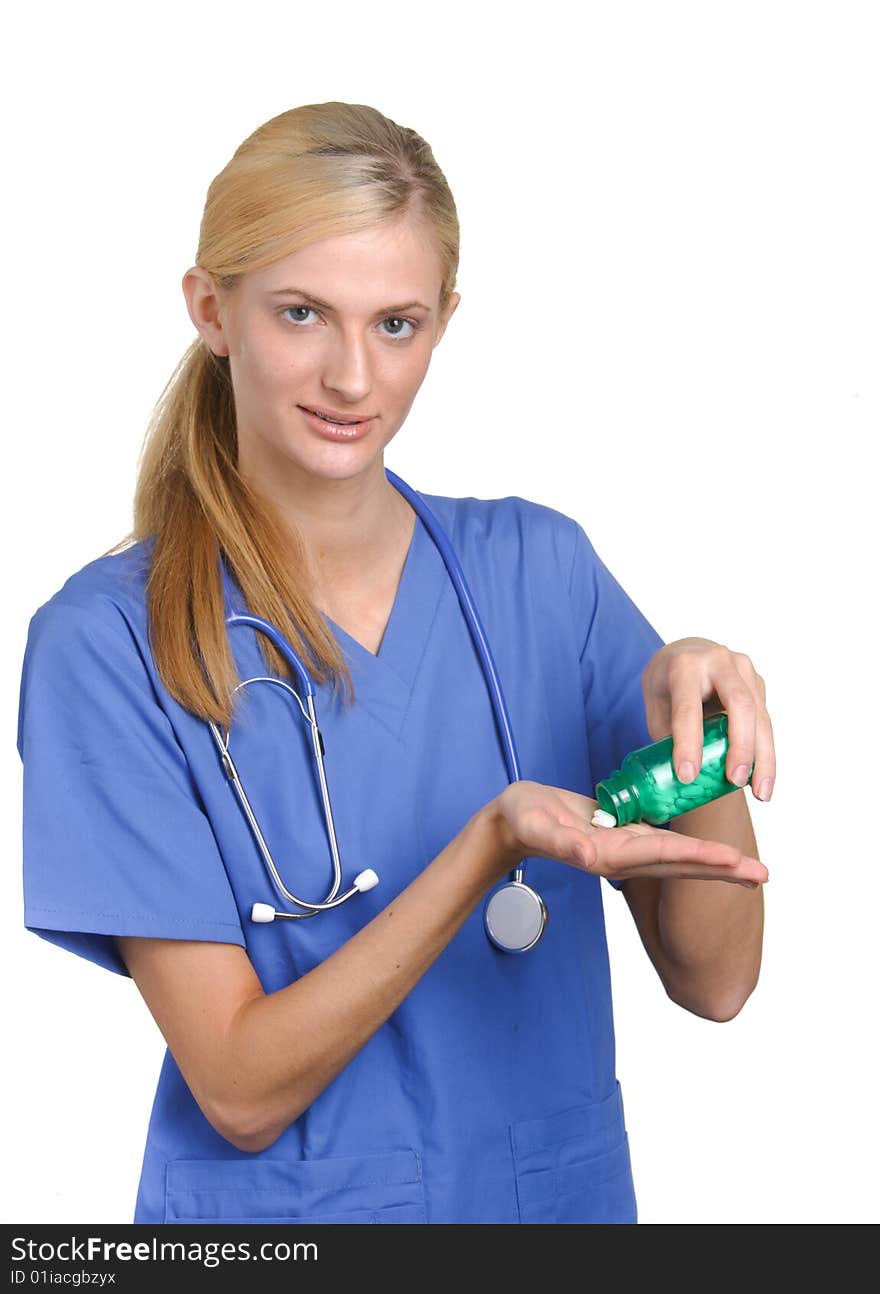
[164,1147,427,1224]
[509,1081,637,1224]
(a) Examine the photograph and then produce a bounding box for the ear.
[182,266,231,358]
[433,291,461,347]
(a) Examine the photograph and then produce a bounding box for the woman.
[18,102,770,1225]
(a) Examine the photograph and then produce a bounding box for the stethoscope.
[209,467,548,955]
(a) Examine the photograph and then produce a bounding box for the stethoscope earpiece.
[248,877,375,923]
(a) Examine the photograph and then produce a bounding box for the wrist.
[476,798,523,881]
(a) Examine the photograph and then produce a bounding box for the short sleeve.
[567,521,668,891]
[17,598,247,975]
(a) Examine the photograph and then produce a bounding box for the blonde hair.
[108,102,460,728]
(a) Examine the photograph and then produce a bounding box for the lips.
[298,404,374,424]
[298,405,374,441]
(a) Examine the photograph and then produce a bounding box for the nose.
[321,325,373,403]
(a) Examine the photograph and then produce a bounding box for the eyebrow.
[268,286,432,313]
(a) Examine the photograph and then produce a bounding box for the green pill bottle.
[594,712,754,826]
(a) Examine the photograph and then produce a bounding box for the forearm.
[220,803,508,1150]
[658,789,765,1019]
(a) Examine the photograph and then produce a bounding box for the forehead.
[248,218,443,306]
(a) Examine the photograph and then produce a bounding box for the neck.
[241,456,414,590]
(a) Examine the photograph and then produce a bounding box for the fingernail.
[731,764,750,787]
[758,778,774,801]
[679,761,696,783]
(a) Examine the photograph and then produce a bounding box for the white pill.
[591,809,617,829]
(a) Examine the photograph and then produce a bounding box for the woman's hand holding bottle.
[487,781,768,889]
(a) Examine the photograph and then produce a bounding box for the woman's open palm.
[494,780,768,889]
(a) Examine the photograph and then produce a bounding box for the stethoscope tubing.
[214,467,536,942]
[209,682,348,917]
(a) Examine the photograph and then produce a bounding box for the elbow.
[668,977,760,1023]
[198,1000,318,1152]
[226,1125,280,1155]
[207,1079,308,1153]
[701,997,747,1024]
[200,1000,298,1153]
[208,1097,285,1154]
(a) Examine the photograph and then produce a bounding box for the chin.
[297,445,386,479]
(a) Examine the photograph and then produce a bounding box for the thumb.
[562,826,597,871]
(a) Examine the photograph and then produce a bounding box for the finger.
[717,654,759,788]
[599,820,769,880]
[622,829,742,868]
[643,684,672,753]
[667,655,708,784]
[674,873,764,889]
[750,678,776,802]
[537,785,599,822]
[517,799,601,869]
[556,825,598,870]
[603,826,768,883]
[612,849,769,886]
[576,821,769,885]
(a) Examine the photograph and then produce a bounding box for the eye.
[280,306,422,341]
[282,305,319,326]
[380,316,421,340]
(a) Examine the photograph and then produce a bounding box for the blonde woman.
[18,102,770,1225]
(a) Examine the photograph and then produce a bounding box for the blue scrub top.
[18,491,665,1225]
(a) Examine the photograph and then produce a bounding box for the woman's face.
[186,215,459,492]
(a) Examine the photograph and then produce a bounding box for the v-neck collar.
[321,505,421,670]
[222,494,455,743]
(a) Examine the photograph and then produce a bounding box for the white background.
[2,0,877,1225]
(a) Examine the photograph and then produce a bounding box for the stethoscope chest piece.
[483,881,548,954]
